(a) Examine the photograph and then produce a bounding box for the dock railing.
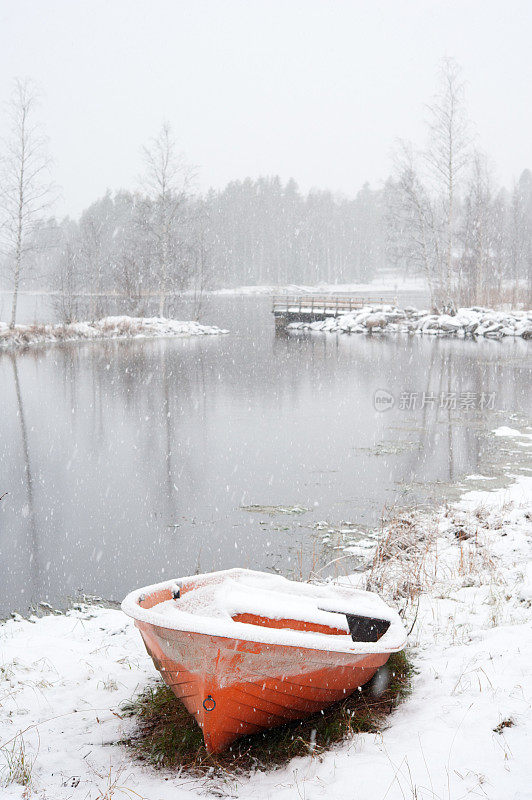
[272,294,395,317]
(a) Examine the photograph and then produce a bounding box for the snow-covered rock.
[437,314,462,331]
[288,305,532,339]
[365,312,387,330]
[516,321,532,339]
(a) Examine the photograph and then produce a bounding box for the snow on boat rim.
[121,569,407,655]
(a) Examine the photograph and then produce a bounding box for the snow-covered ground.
[1,430,531,799]
[288,305,532,339]
[213,277,427,296]
[0,317,228,350]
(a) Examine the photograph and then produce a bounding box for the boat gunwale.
[122,572,407,656]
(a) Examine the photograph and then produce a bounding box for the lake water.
[1,294,530,616]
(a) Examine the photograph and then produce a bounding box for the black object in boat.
[345,614,390,643]
[318,607,392,642]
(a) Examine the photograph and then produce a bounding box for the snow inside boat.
[122,569,407,753]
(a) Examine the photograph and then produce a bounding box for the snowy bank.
[288,305,532,338]
[0,316,229,350]
[1,468,531,797]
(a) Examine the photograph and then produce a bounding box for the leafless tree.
[0,78,54,327]
[390,60,474,308]
[78,191,115,318]
[189,205,212,320]
[141,122,194,316]
[424,58,472,304]
[509,170,532,303]
[392,141,441,307]
[458,152,496,304]
[52,227,81,323]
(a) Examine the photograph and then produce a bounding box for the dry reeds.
[365,511,436,612]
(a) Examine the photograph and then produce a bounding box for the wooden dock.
[272,294,396,328]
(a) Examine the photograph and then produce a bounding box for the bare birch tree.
[141,122,194,316]
[424,58,471,305]
[0,78,54,327]
[390,60,473,308]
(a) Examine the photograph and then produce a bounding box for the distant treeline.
[15,167,532,312]
[28,177,384,297]
[1,63,532,326]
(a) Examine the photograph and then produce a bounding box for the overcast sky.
[0,0,530,218]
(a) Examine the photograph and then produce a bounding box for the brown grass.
[118,650,414,778]
[457,284,532,309]
[0,318,147,348]
[365,511,436,611]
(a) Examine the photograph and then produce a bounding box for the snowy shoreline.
[211,278,428,296]
[0,279,428,300]
[0,316,229,350]
[1,429,531,798]
[288,304,532,339]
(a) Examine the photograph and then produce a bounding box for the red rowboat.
[122,569,406,753]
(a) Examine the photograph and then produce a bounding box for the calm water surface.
[1,295,530,616]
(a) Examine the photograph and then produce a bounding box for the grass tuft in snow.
[119,649,414,776]
[0,733,36,789]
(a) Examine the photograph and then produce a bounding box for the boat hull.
[136,618,390,753]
